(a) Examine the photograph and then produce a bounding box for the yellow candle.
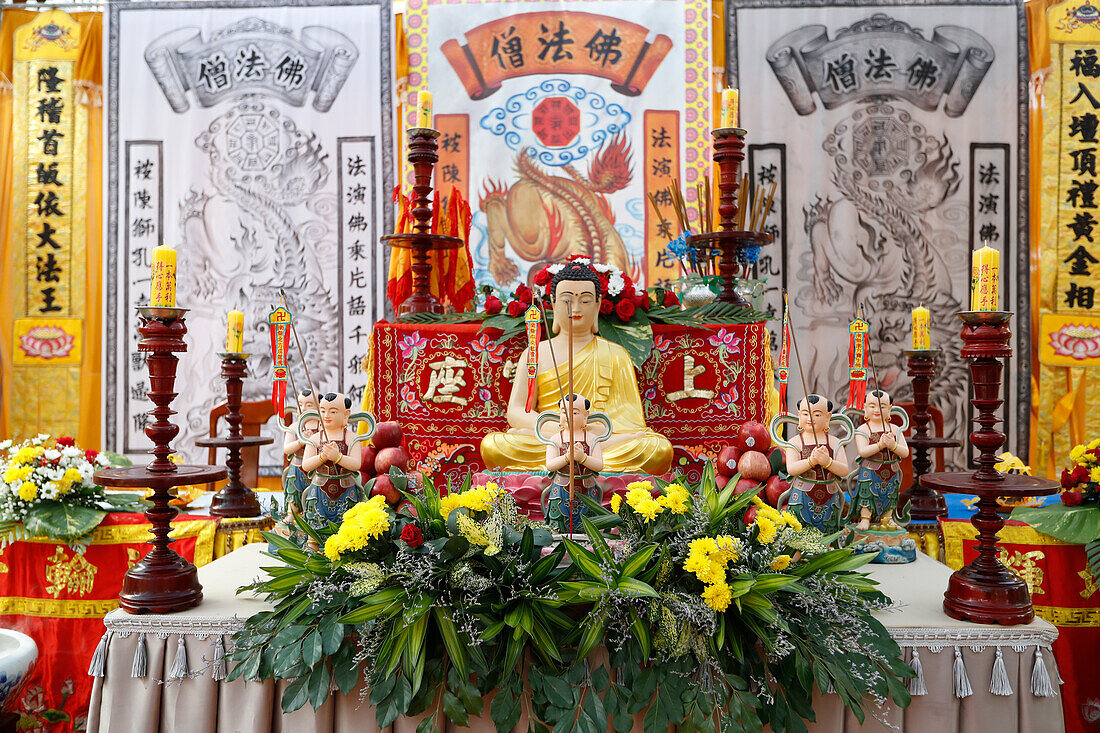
[415,90,433,128]
[226,310,244,353]
[912,306,931,349]
[720,88,739,129]
[970,245,1000,311]
[150,245,176,307]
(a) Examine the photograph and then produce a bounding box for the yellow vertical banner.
[644,110,682,291]
[7,10,83,439]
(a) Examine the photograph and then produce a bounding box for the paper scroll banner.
[144,18,358,112]
[766,14,994,117]
[441,11,672,100]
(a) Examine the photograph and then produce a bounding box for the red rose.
[400,524,424,548]
[56,437,75,447]
[1088,448,1100,461]
[663,290,680,307]
[1062,490,1084,507]
[507,300,524,317]
[621,283,635,299]
[1072,465,1090,484]
[485,295,503,315]
[599,299,614,315]
[622,275,634,291]
[534,269,551,287]
[615,299,636,321]
[1062,468,1075,489]
[633,292,649,310]
[514,284,532,304]
[598,274,610,296]
[85,449,99,463]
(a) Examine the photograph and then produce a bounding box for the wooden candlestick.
[195,353,272,518]
[899,348,958,522]
[94,308,226,614]
[383,128,461,316]
[921,312,1058,625]
[710,128,771,306]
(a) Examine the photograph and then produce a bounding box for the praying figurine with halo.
[298,392,377,530]
[536,393,612,534]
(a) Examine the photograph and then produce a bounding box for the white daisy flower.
[607,273,625,296]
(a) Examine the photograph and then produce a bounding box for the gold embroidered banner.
[440,11,672,100]
[9,9,84,438]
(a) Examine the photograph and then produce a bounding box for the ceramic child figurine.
[770,395,854,534]
[850,390,910,530]
[537,393,611,534]
[299,392,376,528]
[274,390,320,542]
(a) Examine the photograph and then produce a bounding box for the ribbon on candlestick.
[778,299,791,409]
[267,306,292,415]
[524,305,541,412]
[847,317,869,410]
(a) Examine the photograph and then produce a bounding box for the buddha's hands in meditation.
[320,442,342,463]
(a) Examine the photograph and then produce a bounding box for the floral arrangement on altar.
[0,435,136,549]
[229,465,912,731]
[1011,440,1100,584]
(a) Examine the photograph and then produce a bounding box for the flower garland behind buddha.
[480,261,673,475]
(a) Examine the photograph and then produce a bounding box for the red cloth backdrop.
[942,518,1100,733]
[365,321,773,480]
[0,513,217,732]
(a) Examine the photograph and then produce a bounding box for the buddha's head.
[296,389,318,416]
[319,392,352,430]
[558,393,591,433]
[863,389,892,424]
[796,394,833,434]
[550,262,602,335]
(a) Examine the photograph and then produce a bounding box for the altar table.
[363,321,774,481]
[942,518,1100,733]
[86,544,1065,733]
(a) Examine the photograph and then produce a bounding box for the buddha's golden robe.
[481,337,673,475]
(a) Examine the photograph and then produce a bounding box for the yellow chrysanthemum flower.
[63,467,82,484]
[625,485,653,510]
[610,494,622,513]
[17,483,38,501]
[770,554,792,571]
[683,537,719,582]
[635,497,664,522]
[701,582,732,612]
[754,515,778,544]
[1090,439,1100,451]
[1071,445,1088,464]
[626,480,654,493]
[660,484,691,514]
[780,512,802,532]
[324,496,391,560]
[714,535,740,563]
[1090,467,1100,484]
[440,493,462,518]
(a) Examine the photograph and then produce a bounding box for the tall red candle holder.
[194,352,272,518]
[701,127,772,307]
[921,311,1058,624]
[900,348,959,522]
[93,308,226,614]
[382,128,462,316]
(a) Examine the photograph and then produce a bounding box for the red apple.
[744,506,758,524]
[737,450,772,482]
[359,445,377,479]
[765,475,790,508]
[717,445,742,477]
[736,421,771,453]
[715,474,730,490]
[370,475,401,505]
[734,478,760,495]
[375,446,409,475]
[372,421,404,449]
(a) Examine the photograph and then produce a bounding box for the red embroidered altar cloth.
[942,518,1100,733]
[363,321,773,480]
[0,513,217,731]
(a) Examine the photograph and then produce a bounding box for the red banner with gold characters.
[267,306,292,414]
[942,518,1100,733]
[9,10,86,439]
[0,513,216,732]
[364,321,773,481]
[847,317,869,410]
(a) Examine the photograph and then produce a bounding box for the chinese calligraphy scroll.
[8,10,86,440]
[407,0,709,293]
[728,1,1028,466]
[107,0,393,472]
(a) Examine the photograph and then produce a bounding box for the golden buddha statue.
[480,261,673,475]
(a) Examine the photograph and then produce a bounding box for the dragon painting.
[480,134,633,286]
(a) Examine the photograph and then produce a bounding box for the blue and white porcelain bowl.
[0,630,37,711]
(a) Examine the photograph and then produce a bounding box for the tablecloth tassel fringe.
[1031,647,1056,697]
[212,637,227,681]
[953,646,972,699]
[990,647,1013,696]
[132,634,148,679]
[88,632,109,678]
[169,636,189,680]
[906,650,927,696]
